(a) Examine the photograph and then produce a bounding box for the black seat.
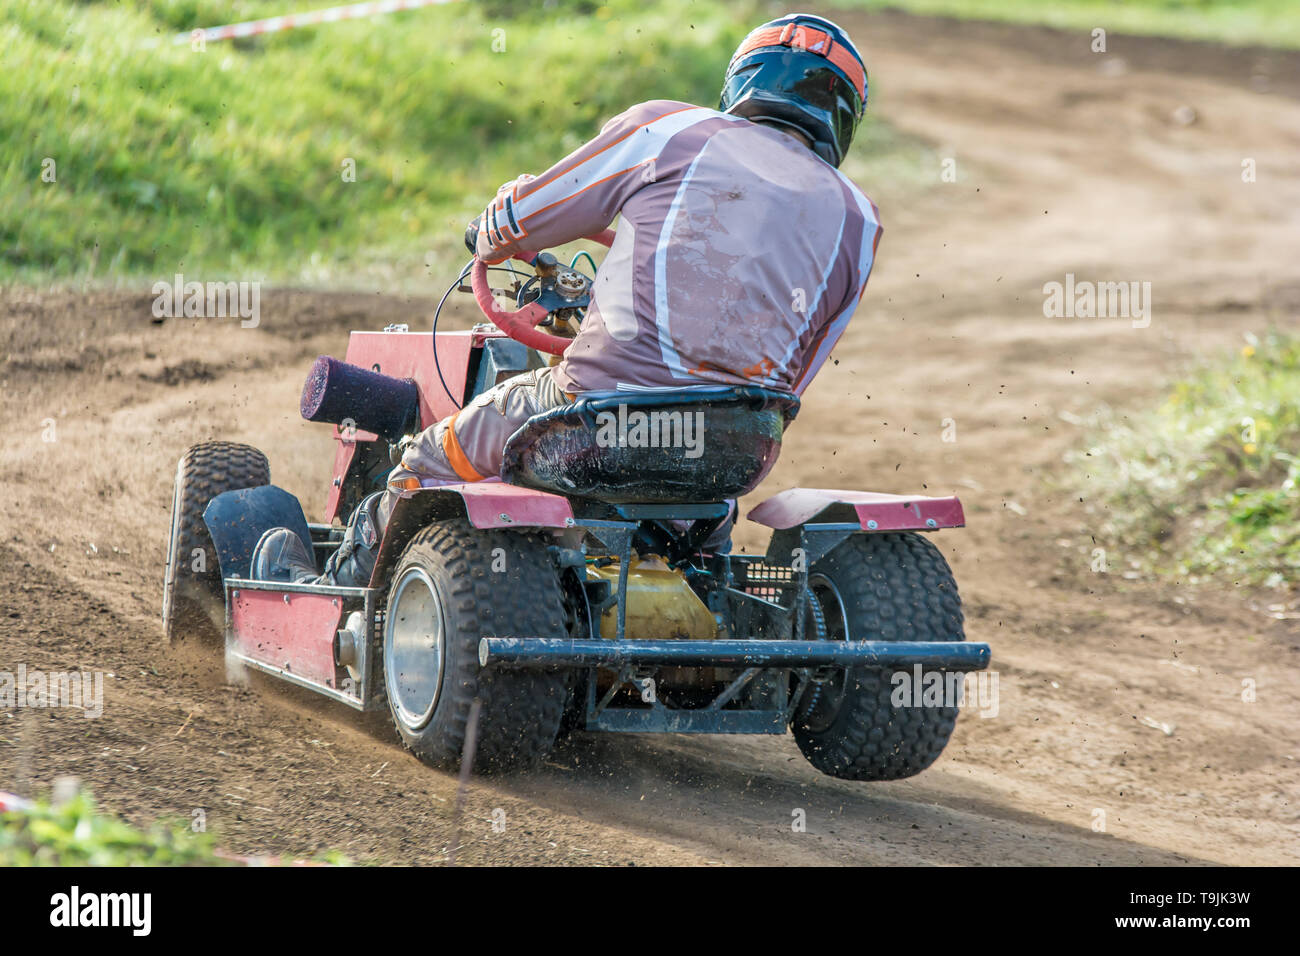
[501,385,799,504]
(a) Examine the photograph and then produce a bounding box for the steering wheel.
[469,229,615,355]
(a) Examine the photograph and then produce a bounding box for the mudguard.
[368,481,574,589]
[204,484,315,583]
[748,488,965,532]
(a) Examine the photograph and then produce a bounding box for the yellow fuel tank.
[585,557,717,642]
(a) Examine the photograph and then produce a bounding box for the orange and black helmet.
[720,14,867,168]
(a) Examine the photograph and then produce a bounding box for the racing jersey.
[476,99,882,396]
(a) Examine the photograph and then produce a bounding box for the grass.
[829,0,1300,49]
[1,788,232,865]
[5,2,1292,286]
[0,785,349,865]
[0,0,760,285]
[1068,331,1300,592]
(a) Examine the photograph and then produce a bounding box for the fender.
[369,481,574,589]
[204,484,313,582]
[747,487,964,532]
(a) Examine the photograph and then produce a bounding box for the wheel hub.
[384,567,446,732]
[794,573,851,732]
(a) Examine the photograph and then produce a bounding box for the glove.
[464,216,481,255]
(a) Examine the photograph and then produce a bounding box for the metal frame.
[224,577,379,712]
[525,515,992,735]
[571,517,637,642]
[224,515,991,736]
[479,637,991,670]
[307,522,344,567]
[576,660,794,734]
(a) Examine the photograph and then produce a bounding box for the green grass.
[1,789,232,865]
[1068,331,1300,592]
[829,0,1300,49]
[0,0,761,284]
[5,2,1290,285]
[1,786,349,865]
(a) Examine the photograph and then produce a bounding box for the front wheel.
[381,521,571,773]
[162,441,270,645]
[791,532,965,781]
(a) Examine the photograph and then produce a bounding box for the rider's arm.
[474,100,703,263]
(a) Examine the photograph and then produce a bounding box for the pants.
[375,366,571,528]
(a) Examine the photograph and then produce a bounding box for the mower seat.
[501,385,799,504]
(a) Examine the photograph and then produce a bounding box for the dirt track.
[2,11,1298,865]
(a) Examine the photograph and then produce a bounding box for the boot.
[250,492,383,588]
[250,526,318,584]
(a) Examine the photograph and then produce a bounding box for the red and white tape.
[0,791,32,813]
[168,0,461,46]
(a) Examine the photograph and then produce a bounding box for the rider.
[253,12,882,586]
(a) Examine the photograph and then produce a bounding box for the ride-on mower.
[162,231,990,778]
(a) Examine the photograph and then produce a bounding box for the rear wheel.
[791,532,965,781]
[162,442,270,645]
[381,521,570,773]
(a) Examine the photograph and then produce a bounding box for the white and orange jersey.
[475,99,882,396]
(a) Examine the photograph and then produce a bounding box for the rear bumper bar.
[479,638,990,671]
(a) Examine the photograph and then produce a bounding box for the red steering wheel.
[470,229,615,355]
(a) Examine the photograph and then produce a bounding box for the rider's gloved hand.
[465,211,509,264]
[470,176,536,264]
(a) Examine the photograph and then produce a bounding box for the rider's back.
[479,99,882,396]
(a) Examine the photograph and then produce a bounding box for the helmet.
[719,14,867,168]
